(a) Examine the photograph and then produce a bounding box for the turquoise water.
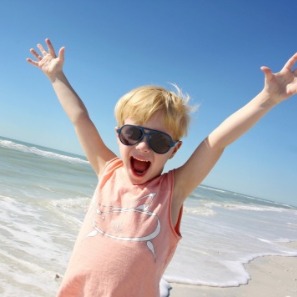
[1,136,297,296]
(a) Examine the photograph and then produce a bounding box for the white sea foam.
[0,139,88,164]
[183,205,216,216]
[221,203,288,212]
[50,197,90,226]
[164,196,297,286]
[1,137,297,292]
[51,197,90,210]
[0,249,61,297]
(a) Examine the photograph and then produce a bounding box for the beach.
[1,136,297,296]
[171,242,297,297]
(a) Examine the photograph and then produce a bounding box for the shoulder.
[98,157,123,184]
[148,170,175,189]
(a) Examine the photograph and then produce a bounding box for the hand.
[261,52,297,103]
[27,38,65,82]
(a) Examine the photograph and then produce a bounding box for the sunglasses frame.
[116,124,178,154]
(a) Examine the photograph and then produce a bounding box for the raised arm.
[27,39,116,176]
[208,53,297,148]
[174,53,297,204]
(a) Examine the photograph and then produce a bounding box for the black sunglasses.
[117,125,178,154]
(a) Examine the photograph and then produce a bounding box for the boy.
[27,38,297,297]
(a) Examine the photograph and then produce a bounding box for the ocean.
[1,136,297,296]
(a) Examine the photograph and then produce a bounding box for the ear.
[115,126,120,143]
[169,141,182,159]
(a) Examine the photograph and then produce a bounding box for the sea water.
[1,136,297,296]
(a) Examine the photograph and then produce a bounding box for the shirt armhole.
[174,205,183,237]
[168,169,183,238]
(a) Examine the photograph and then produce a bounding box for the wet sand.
[170,242,297,297]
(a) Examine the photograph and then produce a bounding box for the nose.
[135,136,150,152]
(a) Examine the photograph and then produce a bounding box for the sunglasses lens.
[119,125,143,145]
[149,133,172,154]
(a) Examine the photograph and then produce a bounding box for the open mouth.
[130,157,151,176]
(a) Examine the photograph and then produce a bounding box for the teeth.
[134,157,149,162]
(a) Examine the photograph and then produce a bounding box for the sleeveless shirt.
[57,158,182,297]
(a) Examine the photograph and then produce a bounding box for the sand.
[170,242,297,297]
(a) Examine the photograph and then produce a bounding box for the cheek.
[118,141,131,160]
[153,154,170,167]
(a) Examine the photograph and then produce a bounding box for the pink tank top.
[57,158,182,297]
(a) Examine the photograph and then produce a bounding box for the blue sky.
[0,0,296,206]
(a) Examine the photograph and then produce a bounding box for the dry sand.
[170,242,297,297]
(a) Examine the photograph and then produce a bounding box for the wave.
[220,203,294,212]
[183,203,289,217]
[183,197,297,219]
[165,250,297,287]
[50,197,90,210]
[183,205,216,216]
[197,201,296,214]
[0,138,88,165]
[191,185,297,212]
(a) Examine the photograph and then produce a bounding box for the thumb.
[260,66,273,81]
[58,47,65,62]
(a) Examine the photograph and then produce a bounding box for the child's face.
[116,112,181,185]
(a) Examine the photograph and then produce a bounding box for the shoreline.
[170,242,297,297]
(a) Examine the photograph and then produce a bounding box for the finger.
[260,66,273,80]
[58,46,65,62]
[26,57,39,67]
[37,43,47,56]
[45,38,57,57]
[30,48,42,60]
[282,52,297,71]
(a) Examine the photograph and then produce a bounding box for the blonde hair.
[114,85,193,140]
